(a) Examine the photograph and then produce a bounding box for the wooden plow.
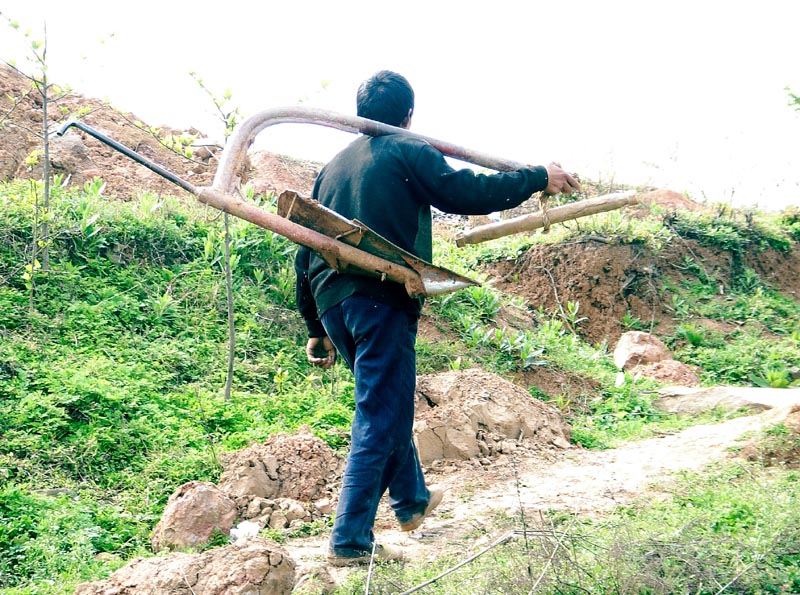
[57,107,636,298]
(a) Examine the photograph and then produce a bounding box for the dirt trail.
[287,388,800,576]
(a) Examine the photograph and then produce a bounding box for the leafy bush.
[0,182,359,589]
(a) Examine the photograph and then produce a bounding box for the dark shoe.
[399,485,444,532]
[327,543,405,567]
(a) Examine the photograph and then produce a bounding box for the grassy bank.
[1,179,799,593]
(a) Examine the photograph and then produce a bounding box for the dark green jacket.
[295,133,548,336]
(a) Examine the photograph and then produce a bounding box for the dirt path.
[287,387,800,578]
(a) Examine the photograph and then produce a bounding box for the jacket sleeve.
[410,142,549,215]
[294,246,327,338]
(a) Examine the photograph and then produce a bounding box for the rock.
[614,331,701,386]
[219,453,281,500]
[614,331,672,371]
[313,498,332,515]
[654,386,792,415]
[269,510,289,530]
[284,501,308,523]
[150,481,237,552]
[292,563,336,595]
[245,497,275,519]
[74,538,295,595]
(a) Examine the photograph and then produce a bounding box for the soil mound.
[489,236,800,346]
[74,538,295,595]
[1,64,215,199]
[219,426,344,504]
[0,63,320,203]
[414,368,571,467]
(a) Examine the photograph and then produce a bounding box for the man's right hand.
[544,162,582,195]
[306,336,337,369]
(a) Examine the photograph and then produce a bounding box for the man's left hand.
[306,336,337,369]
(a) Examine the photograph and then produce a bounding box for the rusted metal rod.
[213,106,528,193]
[56,119,438,297]
[194,186,436,296]
[455,191,639,246]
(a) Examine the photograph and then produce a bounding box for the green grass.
[0,181,357,592]
[1,178,800,593]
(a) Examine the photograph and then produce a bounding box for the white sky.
[2,0,799,211]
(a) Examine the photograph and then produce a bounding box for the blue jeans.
[321,295,430,556]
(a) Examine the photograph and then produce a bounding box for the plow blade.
[277,190,477,296]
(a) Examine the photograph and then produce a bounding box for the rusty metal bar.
[194,186,434,297]
[55,118,474,297]
[213,106,527,193]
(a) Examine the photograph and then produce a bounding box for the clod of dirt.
[414,368,571,465]
[218,426,344,505]
[150,481,238,552]
[74,538,295,595]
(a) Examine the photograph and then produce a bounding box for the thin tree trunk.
[455,192,638,246]
[223,213,235,401]
[30,181,39,313]
[40,67,50,271]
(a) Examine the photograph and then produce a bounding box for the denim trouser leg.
[322,296,430,555]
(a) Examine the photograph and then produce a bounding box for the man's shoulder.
[374,134,437,163]
[318,134,436,182]
[379,133,430,149]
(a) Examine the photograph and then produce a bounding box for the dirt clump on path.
[414,368,571,466]
[74,538,296,595]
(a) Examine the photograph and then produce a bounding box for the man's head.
[356,70,414,128]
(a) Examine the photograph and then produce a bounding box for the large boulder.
[150,481,237,552]
[613,331,672,370]
[74,538,295,595]
[614,331,700,386]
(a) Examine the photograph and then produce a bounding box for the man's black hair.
[356,70,415,127]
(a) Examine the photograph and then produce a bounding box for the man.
[295,70,580,566]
